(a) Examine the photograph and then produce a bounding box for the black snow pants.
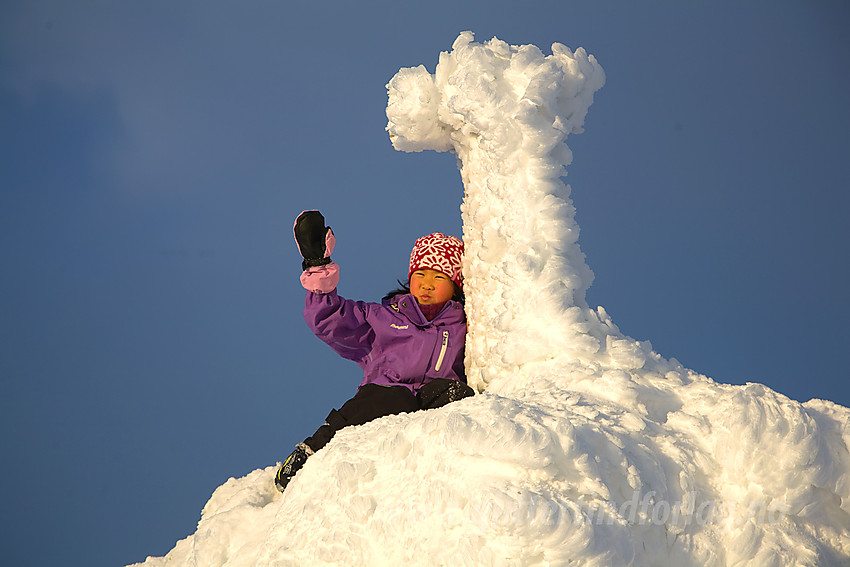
[303,378,474,453]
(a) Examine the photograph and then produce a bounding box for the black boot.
[275,443,314,493]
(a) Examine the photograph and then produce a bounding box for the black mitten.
[293,211,334,271]
[417,378,475,410]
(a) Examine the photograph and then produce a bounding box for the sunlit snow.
[130,32,850,567]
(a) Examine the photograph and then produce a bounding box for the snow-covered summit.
[130,33,850,567]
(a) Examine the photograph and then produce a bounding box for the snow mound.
[130,33,850,567]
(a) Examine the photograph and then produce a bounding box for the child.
[275,211,474,492]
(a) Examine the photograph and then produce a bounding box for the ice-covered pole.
[386,32,606,391]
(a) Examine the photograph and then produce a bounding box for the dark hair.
[383,279,465,305]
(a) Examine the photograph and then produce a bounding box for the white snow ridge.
[131,32,850,567]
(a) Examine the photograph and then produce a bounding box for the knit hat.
[408,232,464,290]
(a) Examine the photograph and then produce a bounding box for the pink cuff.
[300,262,340,294]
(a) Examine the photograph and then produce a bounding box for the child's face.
[410,269,455,305]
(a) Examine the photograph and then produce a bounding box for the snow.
[129,32,850,567]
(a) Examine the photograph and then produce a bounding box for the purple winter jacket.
[304,289,467,393]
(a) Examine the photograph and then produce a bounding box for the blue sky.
[1,1,848,565]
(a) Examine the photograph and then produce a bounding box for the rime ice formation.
[387,31,604,393]
[130,33,850,567]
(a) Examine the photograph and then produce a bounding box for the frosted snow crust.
[131,33,850,567]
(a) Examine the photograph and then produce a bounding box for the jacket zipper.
[434,330,449,372]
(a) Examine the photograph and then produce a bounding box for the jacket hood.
[382,293,465,326]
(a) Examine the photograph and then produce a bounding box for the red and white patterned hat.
[408,232,464,290]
